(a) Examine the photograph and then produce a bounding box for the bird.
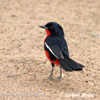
[39,22,84,80]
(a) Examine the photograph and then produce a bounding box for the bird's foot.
[48,75,54,81]
[57,76,62,81]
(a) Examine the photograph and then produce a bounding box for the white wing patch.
[45,42,59,59]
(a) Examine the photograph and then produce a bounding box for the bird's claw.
[57,76,62,81]
[48,75,54,81]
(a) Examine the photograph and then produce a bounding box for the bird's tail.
[59,56,84,71]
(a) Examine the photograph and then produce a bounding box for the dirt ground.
[0,0,100,100]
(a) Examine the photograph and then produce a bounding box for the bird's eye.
[50,26,54,29]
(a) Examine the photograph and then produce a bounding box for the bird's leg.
[48,63,54,81]
[57,66,62,80]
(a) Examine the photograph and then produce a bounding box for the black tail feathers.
[59,56,84,71]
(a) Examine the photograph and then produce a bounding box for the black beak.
[39,25,48,29]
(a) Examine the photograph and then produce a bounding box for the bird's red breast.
[44,29,60,65]
[44,29,51,43]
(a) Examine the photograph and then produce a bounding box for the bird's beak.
[39,25,48,29]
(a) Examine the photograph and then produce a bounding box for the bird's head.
[40,22,64,36]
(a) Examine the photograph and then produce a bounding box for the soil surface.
[0,0,100,100]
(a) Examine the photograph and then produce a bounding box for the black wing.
[44,42,64,60]
[45,37,84,71]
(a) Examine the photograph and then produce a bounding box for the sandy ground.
[0,0,100,100]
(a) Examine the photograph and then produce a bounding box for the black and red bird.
[40,22,84,80]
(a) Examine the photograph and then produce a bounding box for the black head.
[40,22,64,36]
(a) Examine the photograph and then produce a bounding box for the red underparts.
[45,50,60,65]
[46,29,51,36]
[44,29,60,65]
